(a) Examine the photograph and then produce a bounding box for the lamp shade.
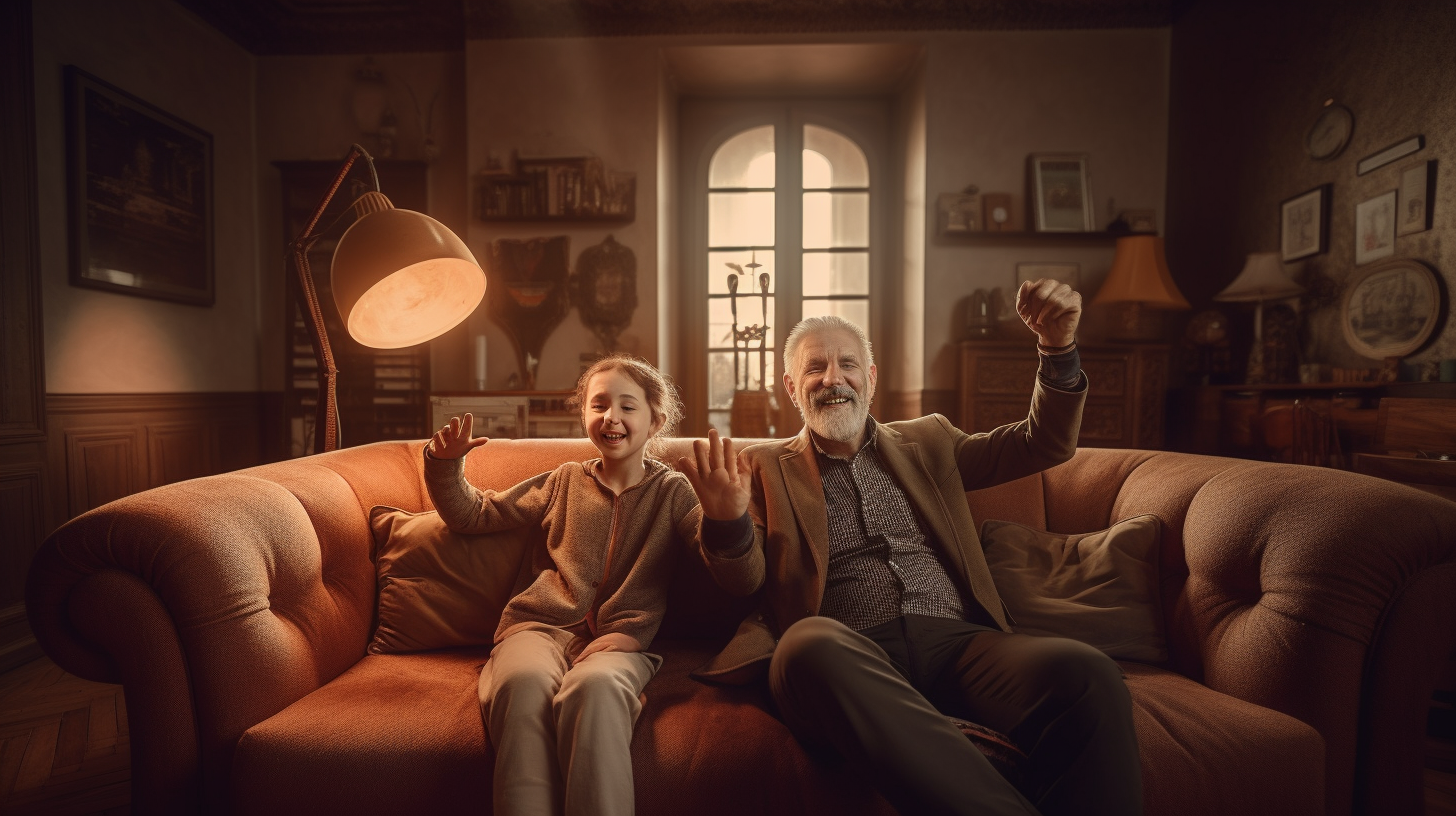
[1091,235,1191,310]
[1213,252,1304,302]
[331,192,486,348]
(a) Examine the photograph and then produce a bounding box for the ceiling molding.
[174,0,1177,55]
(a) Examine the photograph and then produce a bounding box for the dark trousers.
[768,614,1142,816]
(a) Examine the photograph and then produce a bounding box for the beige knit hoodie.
[424,452,702,649]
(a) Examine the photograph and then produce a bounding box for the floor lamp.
[288,144,486,453]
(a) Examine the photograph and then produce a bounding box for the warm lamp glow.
[1092,235,1191,309]
[331,192,486,348]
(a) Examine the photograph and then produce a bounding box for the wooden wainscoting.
[43,393,274,535]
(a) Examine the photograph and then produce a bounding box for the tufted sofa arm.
[26,446,433,814]
[967,449,1456,816]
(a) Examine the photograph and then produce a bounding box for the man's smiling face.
[784,325,877,453]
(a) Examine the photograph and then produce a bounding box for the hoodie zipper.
[586,490,623,636]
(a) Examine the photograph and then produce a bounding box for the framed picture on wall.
[1279,184,1329,262]
[1340,258,1440,359]
[1397,160,1435,236]
[1028,154,1094,232]
[1354,190,1397,266]
[65,65,214,306]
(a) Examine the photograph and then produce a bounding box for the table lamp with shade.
[1090,235,1191,342]
[1213,252,1304,384]
[290,144,486,454]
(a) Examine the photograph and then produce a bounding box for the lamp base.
[1105,302,1169,343]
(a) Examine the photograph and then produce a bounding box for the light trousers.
[479,628,661,816]
[769,615,1141,816]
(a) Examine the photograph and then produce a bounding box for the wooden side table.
[958,341,1169,449]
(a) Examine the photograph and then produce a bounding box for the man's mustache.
[811,386,859,408]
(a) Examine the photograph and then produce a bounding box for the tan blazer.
[694,377,1087,684]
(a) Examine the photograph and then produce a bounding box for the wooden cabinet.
[429,392,584,439]
[958,341,1169,449]
[276,160,432,457]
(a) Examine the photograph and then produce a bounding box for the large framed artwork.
[65,66,214,305]
[1341,258,1441,359]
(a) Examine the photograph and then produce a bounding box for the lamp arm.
[287,144,378,454]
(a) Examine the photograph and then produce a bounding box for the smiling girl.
[424,354,699,816]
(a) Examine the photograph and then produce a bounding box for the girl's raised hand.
[677,429,751,521]
[428,413,491,460]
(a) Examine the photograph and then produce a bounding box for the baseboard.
[0,603,40,674]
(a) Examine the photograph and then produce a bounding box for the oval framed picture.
[1341,258,1442,360]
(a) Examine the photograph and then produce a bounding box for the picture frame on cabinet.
[64,65,214,306]
[1397,160,1435,236]
[1280,184,1329,262]
[937,192,982,233]
[1028,154,1094,232]
[1354,190,1397,266]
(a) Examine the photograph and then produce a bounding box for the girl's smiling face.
[584,368,663,466]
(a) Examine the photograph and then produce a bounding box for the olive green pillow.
[980,514,1166,663]
[368,506,531,654]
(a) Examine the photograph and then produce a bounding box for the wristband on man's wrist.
[1037,340,1077,354]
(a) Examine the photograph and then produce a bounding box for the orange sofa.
[26,438,1456,816]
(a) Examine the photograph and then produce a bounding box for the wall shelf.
[940,230,1126,245]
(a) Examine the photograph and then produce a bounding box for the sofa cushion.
[368,506,531,654]
[1123,663,1324,816]
[232,642,900,816]
[981,514,1166,662]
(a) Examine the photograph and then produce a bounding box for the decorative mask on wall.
[572,234,637,351]
[486,236,571,389]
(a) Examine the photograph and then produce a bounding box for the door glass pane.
[709,191,774,247]
[708,351,737,410]
[710,125,775,188]
[802,191,868,249]
[709,297,776,375]
[802,298,869,338]
[708,250,775,294]
[804,125,868,188]
[803,252,868,297]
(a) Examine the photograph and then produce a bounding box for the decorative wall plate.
[1340,258,1441,360]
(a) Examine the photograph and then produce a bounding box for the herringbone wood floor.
[0,657,129,815]
[0,655,1453,815]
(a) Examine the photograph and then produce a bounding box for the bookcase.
[276,159,432,457]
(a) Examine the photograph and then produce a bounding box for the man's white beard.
[799,386,869,443]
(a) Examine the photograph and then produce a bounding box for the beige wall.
[921,29,1171,391]
[254,51,469,391]
[29,9,1173,404]
[32,0,259,394]
[464,37,665,391]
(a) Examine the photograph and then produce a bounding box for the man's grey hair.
[783,315,874,375]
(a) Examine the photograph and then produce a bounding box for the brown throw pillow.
[980,514,1166,663]
[368,506,532,655]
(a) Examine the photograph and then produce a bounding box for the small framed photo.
[1280,185,1329,262]
[1397,160,1435,236]
[1016,262,1080,291]
[1354,190,1397,266]
[937,193,982,233]
[65,65,214,305]
[1028,154,1094,232]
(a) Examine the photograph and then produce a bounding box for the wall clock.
[1306,102,1354,161]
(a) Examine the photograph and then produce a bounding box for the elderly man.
[679,280,1141,816]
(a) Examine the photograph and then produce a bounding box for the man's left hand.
[1015,278,1082,347]
[573,632,643,666]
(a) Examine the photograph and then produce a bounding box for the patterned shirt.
[813,347,1082,632]
[814,421,968,631]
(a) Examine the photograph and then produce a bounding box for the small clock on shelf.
[1306,101,1354,161]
